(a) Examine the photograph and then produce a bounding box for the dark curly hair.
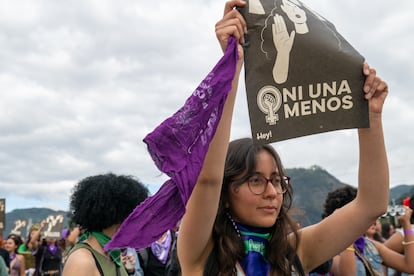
[69,173,149,231]
[205,138,300,275]
[322,185,356,219]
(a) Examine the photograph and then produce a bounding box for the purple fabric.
[61,228,69,239]
[151,230,172,264]
[106,36,238,250]
[354,236,365,261]
[47,244,58,255]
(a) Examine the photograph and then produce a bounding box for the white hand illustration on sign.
[272,14,295,84]
[281,0,308,34]
[249,0,265,14]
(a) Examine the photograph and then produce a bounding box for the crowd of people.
[1,191,413,276]
[0,0,412,275]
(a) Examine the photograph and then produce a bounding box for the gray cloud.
[0,0,413,212]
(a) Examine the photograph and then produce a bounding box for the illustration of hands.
[249,0,265,14]
[272,14,295,84]
[281,0,309,34]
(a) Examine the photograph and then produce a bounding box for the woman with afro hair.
[63,173,149,276]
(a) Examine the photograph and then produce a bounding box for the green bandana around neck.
[81,231,122,266]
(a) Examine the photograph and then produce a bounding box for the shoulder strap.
[75,243,105,276]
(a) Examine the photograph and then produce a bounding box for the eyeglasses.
[246,173,290,195]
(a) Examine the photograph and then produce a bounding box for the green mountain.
[287,165,346,226]
[287,166,414,226]
[389,184,414,204]
[3,208,69,238]
[2,166,413,236]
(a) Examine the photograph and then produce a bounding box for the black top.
[0,248,10,268]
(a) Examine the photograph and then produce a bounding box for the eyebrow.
[252,172,281,177]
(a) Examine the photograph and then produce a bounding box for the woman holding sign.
[177,0,390,275]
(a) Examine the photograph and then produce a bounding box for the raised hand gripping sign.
[239,0,369,143]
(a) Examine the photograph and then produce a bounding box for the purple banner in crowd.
[106,37,238,250]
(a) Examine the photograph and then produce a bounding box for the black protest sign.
[239,0,368,143]
[0,199,4,232]
[42,214,65,239]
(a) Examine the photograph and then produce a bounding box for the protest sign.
[10,218,28,237]
[239,0,368,143]
[42,213,65,239]
[0,199,4,233]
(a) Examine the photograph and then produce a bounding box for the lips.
[259,206,277,212]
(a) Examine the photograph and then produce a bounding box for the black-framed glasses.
[246,173,289,195]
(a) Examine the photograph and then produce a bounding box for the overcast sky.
[1,0,413,213]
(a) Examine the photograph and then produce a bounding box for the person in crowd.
[63,173,149,276]
[28,221,63,276]
[4,234,26,276]
[381,222,395,240]
[385,194,414,252]
[137,229,180,276]
[0,255,8,276]
[323,185,414,275]
[366,219,386,243]
[384,194,414,276]
[176,1,390,275]
[0,236,10,273]
[16,224,39,275]
[17,224,40,254]
[59,226,81,264]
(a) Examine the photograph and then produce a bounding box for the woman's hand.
[363,63,389,114]
[398,207,413,229]
[121,252,136,274]
[215,0,247,60]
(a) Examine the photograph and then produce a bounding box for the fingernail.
[364,85,370,93]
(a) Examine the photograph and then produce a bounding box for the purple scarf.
[106,36,238,250]
[354,236,365,261]
[151,230,172,264]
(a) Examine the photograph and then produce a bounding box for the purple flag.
[106,36,238,250]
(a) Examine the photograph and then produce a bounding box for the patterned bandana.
[151,230,172,264]
[237,223,271,276]
[47,244,58,255]
[106,36,238,250]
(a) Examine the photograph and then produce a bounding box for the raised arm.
[177,0,246,273]
[380,207,414,273]
[28,220,46,251]
[356,63,389,216]
[297,63,389,272]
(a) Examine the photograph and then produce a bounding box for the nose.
[263,180,278,197]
